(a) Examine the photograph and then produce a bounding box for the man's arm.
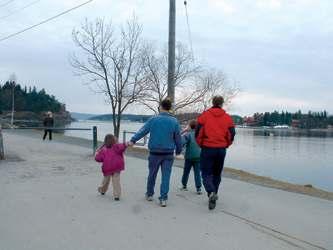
[228,127,236,143]
[130,119,151,144]
[195,124,203,139]
[227,116,236,145]
[174,123,182,155]
[195,113,205,139]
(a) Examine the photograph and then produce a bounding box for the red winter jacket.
[196,107,235,148]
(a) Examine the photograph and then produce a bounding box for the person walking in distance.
[195,96,235,210]
[43,111,54,141]
[129,98,182,207]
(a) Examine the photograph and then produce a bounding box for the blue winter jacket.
[130,112,182,155]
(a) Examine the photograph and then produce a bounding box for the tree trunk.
[111,106,118,137]
[115,112,122,138]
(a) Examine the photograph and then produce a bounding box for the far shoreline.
[2,129,333,201]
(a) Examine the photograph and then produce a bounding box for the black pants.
[200,147,226,195]
[43,129,52,140]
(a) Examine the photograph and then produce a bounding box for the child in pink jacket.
[95,134,128,201]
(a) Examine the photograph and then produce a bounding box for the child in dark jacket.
[95,134,128,200]
[181,120,202,194]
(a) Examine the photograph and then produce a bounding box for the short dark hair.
[160,98,172,111]
[212,95,224,107]
[189,120,197,129]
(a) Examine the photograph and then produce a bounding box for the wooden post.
[0,124,4,160]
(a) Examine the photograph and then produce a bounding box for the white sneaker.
[160,200,167,207]
[145,195,153,201]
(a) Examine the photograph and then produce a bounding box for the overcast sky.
[0,0,332,116]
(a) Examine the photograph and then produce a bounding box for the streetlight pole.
[167,0,176,106]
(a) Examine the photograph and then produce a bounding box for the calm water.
[66,121,333,192]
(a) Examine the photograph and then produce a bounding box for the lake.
[65,120,333,192]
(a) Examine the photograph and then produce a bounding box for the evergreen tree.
[0,82,63,113]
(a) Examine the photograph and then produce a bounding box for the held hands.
[126,141,134,147]
[175,153,184,160]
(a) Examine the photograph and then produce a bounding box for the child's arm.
[95,144,105,155]
[181,125,190,135]
[94,147,105,162]
[181,133,190,147]
[174,123,182,156]
[114,143,128,154]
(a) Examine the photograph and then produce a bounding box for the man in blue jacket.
[130,98,182,207]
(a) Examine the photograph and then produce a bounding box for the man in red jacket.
[195,96,235,210]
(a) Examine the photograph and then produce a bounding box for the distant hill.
[89,114,152,122]
[70,112,99,121]
[88,113,243,124]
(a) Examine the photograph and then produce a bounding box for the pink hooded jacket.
[95,143,127,176]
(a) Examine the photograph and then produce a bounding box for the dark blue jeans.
[147,154,174,201]
[181,160,202,190]
[200,147,226,195]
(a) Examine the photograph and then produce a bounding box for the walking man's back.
[130,98,182,207]
[196,96,235,210]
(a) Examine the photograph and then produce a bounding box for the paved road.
[1,132,332,250]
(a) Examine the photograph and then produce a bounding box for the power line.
[0,0,14,8]
[0,0,41,21]
[184,1,194,61]
[0,0,94,43]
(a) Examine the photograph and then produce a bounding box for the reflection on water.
[227,128,333,192]
[66,121,333,192]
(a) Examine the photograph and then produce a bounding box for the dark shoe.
[208,193,218,210]
[114,197,120,201]
[180,186,188,191]
[98,187,105,195]
[196,188,202,195]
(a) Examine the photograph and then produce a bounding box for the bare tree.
[139,42,208,114]
[193,69,240,112]
[70,17,147,137]
[139,42,239,114]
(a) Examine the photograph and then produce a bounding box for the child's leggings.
[99,172,121,197]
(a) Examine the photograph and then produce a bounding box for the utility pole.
[9,74,16,127]
[167,0,176,106]
[10,80,15,127]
